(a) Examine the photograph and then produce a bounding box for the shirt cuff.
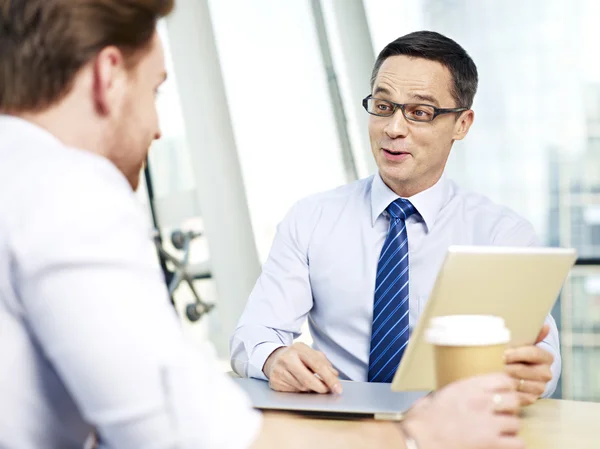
[248,342,287,381]
[537,340,561,398]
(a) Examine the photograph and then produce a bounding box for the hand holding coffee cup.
[425,315,511,389]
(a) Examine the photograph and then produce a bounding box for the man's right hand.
[262,343,343,394]
[401,373,524,449]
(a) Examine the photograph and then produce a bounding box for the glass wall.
[208,0,349,261]
[151,3,352,349]
[149,23,214,343]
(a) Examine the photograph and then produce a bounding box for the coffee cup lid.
[425,315,511,346]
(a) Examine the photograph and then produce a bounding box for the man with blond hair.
[0,1,522,448]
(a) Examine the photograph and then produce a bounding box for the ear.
[452,109,474,141]
[92,46,128,116]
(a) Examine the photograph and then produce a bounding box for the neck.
[18,98,108,159]
[382,173,442,198]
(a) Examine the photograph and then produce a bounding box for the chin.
[380,165,412,183]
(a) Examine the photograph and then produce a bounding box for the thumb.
[535,324,550,344]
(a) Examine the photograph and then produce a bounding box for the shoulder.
[275,176,372,243]
[292,176,373,217]
[449,181,538,246]
[3,142,145,245]
[454,183,525,223]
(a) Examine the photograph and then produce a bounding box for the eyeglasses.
[362,95,468,123]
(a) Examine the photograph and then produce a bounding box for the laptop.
[235,245,577,418]
[232,377,428,421]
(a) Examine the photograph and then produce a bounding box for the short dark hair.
[370,30,478,109]
[0,0,175,114]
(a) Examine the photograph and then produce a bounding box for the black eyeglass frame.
[362,95,469,122]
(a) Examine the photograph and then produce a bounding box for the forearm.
[251,414,406,449]
[231,200,315,380]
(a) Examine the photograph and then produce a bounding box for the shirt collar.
[370,172,449,231]
[0,114,64,148]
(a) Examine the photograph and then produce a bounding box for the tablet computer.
[391,245,577,392]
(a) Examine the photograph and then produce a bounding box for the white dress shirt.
[0,116,261,449]
[231,172,561,397]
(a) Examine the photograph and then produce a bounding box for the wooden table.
[264,398,600,448]
[520,398,600,448]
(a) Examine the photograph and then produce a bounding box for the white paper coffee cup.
[426,315,511,389]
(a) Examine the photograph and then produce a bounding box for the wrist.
[262,346,286,378]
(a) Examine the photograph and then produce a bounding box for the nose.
[384,108,410,139]
[154,128,162,141]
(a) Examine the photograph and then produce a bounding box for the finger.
[292,342,338,378]
[504,346,554,365]
[269,374,304,393]
[463,373,517,392]
[511,377,546,399]
[491,392,521,415]
[518,391,539,407]
[497,436,526,449]
[269,380,303,393]
[282,368,311,392]
[286,357,330,394]
[300,350,342,394]
[269,356,305,388]
[275,354,326,393]
[505,362,552,386]
[534,324,550,344]
[269,366,308,393]
[494,415,521,435]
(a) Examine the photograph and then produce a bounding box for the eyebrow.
[372,86,440,107]
[373,86,392,97]
[407,93,439,106]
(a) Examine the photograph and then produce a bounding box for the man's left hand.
[503,324,554,406]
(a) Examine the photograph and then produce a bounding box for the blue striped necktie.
[368,198,416,383]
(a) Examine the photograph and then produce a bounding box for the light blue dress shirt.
[230,173,561,397]
[0,116,261,449]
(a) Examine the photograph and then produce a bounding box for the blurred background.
[142,0,600,402]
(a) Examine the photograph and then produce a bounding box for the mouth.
[381,148,411,161]
[382,148,410,156]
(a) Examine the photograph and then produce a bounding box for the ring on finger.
[492,393,503,410]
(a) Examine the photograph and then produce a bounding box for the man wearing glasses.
[231,31,560,406]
